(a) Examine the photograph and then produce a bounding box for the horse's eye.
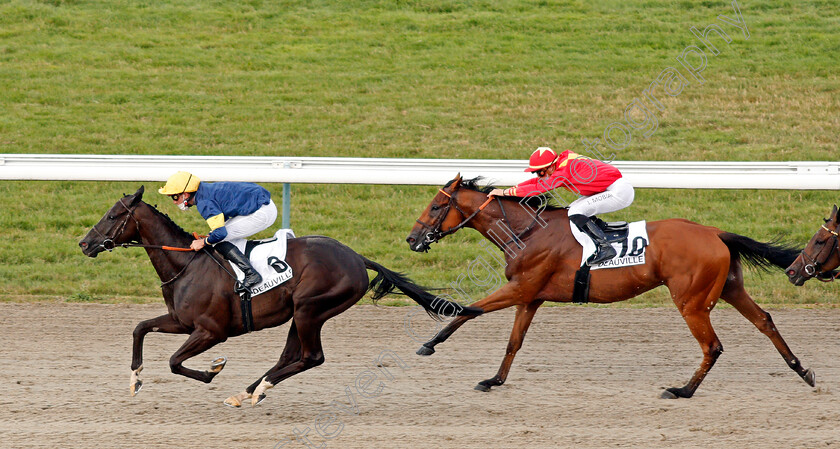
[431,205,440,211]
[108,215,115,220]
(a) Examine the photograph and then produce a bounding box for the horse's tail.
[362,257,483,319]
[718,232,802,271]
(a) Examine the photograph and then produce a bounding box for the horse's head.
[406,174,473,252]
[786,204,840,286]
[79,186,145,258]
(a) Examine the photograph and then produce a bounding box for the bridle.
[87,197,233,285]
[88,197,142,252]
[800,222,840,282]
[415,189,494,247]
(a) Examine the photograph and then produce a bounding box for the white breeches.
[221,200,278,245]
[567,178,635,217]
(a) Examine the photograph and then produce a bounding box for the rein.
[801,223,840,282]
[119,243,194,252]
[92,199,238,285]
[415,189,544,250]
[496,199,543,248]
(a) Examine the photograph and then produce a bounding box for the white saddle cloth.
[228,229,295,295]
[569,220,649,270]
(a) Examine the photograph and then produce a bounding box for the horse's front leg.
[168,327,227,384]
[417,282,527,356]
[131,314,187,396]
[476,299,543,392]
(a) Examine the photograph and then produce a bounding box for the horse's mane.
[449,176,567,211]
[141,200,194,239]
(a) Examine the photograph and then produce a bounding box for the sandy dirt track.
[1,303,838,449]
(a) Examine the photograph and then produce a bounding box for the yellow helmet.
[158,171,201,195]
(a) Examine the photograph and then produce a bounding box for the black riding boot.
[569,214,617,266]
[215,242,263,290]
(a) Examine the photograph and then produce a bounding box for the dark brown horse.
[406,175,815,398]
[79,186,481,407]
[786,204,840,285]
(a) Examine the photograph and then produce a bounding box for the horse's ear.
[451,173,462,189]
[130,186,144,206]
[833,204,839,222]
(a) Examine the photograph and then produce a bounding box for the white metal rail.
[1,154,839,190]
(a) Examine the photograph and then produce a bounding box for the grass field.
[0,0,838,306]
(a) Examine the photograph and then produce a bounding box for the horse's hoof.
[224,391,251,408]
[660,389,679,399]
[416,345,435,356]
[251,377,273,406]
[803,368,816,387]
[474,384,491,392]
[210,357,227,373]
[130,380,143,397]
[129,365,143,397]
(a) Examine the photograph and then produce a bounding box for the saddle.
[572,218,648,304]
[592,217,629,243]
[226,229,296,333]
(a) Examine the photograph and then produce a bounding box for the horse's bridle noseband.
[89,198,141,252]
[414,189,494,246]
[800,223,839,281]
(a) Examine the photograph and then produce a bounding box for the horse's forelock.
[451,176,495,194]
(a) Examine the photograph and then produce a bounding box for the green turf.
[0,0,838,305]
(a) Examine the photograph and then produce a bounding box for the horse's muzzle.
[78,238,105,258]
[406,233,432,253]
[785,264,808,286]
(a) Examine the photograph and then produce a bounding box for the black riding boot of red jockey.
[569,214,617,266]
[215,241,263,290]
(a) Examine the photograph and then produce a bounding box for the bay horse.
[786,204,840,285]
[406,175,815,399]
[79,186,481,407]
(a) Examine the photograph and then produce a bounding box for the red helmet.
[525,147,558,172]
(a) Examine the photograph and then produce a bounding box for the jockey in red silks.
[488,147,635,265]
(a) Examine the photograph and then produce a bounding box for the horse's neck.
[136,204,194,248]
[467,194,566,241]
[135,204,199,280]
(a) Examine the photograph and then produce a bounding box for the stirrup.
[587,246,617,266]
[242,272,263,290]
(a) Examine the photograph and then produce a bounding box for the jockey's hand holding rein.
[190,238,207,251]
[487,165,555,198]
[170,190,208,252]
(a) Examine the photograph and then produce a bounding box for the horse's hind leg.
[721,281,815,387]
[418,282,524,356]
[224,321,303,408]
[476,300,543,392]
[249,319,326,406]
[664,308,724,399]
[417,315,474,356]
